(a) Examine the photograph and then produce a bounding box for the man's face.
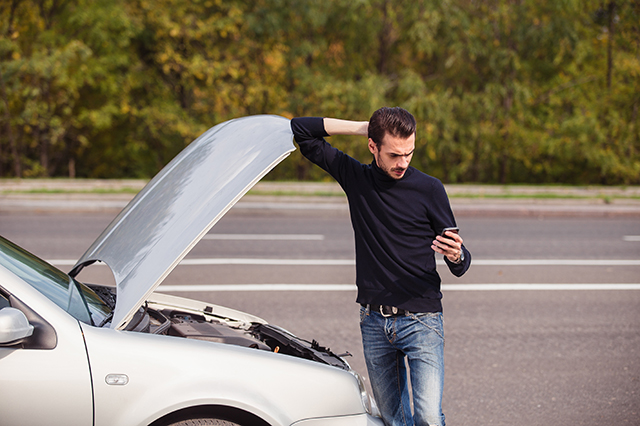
[368,132,415,180]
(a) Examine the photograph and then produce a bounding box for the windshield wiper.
[97,312,113,328]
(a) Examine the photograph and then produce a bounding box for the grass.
[1,181,639,202]
[444,193,640,201]
[1,188,143,195]
[243,190,640,202]
[2,189,639,202]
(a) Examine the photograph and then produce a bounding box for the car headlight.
[349,370,380,417]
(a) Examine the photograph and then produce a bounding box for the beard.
[375,154,407,180]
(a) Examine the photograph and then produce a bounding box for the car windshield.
[0,236,111,326]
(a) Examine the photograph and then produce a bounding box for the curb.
[1,180,639,217]
[2,194,639,218]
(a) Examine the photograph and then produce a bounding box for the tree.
[1,0,638,183]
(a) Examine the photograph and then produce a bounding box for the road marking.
[235,201,348,210]
[156,283,640,292]
[202,234,325,241]
[50,259,92,266]
[443,283,640,291]
[179,258,355,265]
[623,235,640,241]
[48,258,640,266]
[159,284,356,292]
[465,259,640,266]
[178,258,640,266]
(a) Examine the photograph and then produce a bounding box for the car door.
[0,291,94,426]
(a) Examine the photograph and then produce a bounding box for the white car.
[0,116,381,426]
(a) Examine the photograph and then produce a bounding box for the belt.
[362,304,409,317]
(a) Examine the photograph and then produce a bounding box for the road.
[1,204,639,426]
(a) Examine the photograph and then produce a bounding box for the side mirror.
[0,307,34,346]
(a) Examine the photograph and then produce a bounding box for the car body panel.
[72,115,295,330]
[292,414,384,426]
[148,291,268,326]
[82,323,366,426]
[0,266,93,426]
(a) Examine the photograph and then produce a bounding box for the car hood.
[70,115,295,330]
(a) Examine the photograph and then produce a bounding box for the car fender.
[82,325,366,426]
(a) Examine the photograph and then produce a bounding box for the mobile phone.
[440,227,459,237]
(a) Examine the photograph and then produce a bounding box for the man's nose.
[398,155,410,168]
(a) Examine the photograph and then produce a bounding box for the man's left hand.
[432,231,464,263]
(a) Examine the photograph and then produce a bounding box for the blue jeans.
[360,305,445,426]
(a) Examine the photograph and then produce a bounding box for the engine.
[91,284,351,371]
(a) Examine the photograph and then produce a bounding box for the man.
[291,107,471,426]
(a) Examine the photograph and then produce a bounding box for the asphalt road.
[1,204,639,426]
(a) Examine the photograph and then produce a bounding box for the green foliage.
[0,0,638,183]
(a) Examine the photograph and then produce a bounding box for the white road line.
[159,284,356,292]
[466,259,640,266]
[202,234,325,241]
[443,283,640,291]
[177,258,640,266]
[623,235,640,242]
[49,259,90,266]
[235,201,348,210]
[156,283,640,292]
[179,258,355,265]
[48,258,640,266]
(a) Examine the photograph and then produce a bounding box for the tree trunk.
[607,1,616,89]
[68,157,75,178]
[39,129,50,177]
[0,67,21,177]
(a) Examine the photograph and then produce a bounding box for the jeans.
[360,305,445,426]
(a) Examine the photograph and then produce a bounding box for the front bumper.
[291,413,384,426]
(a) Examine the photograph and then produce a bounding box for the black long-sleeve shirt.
[291,117,471,313]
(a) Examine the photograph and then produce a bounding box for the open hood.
[70,115,295,330]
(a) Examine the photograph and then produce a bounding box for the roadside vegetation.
[2,179,639,205]
[0,0,638,184]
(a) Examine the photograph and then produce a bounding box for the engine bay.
[89,284,350,370]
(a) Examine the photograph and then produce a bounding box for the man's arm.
[323,118,368,136]
[290,117,369,188]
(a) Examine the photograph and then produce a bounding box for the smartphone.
[440,227,459,237]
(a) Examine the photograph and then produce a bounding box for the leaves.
[0,0,638,183]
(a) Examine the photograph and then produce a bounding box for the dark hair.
[368,107,416,148]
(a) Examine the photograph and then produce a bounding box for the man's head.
[367,107,417,180]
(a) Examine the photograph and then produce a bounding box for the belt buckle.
[379,305,398,317]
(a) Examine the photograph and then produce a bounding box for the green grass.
[2,185,639,202]
[244,190,640,201]
[245,190,345,197]
[1,188,142,195]
[446,192,640,200]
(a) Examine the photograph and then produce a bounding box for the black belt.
[362,304,409,317]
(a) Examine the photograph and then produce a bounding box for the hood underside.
[71,115,295,330]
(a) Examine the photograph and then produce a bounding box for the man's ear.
[368,138,377,155]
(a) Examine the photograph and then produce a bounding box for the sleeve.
[427,179,472,277]
[290,117,353,186]
[291,117,329,142]
[445,245,471,277]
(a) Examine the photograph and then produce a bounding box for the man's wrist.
[451,249,464,264]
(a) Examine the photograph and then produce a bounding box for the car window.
[0,292,9,309]
[0,236,111,326]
